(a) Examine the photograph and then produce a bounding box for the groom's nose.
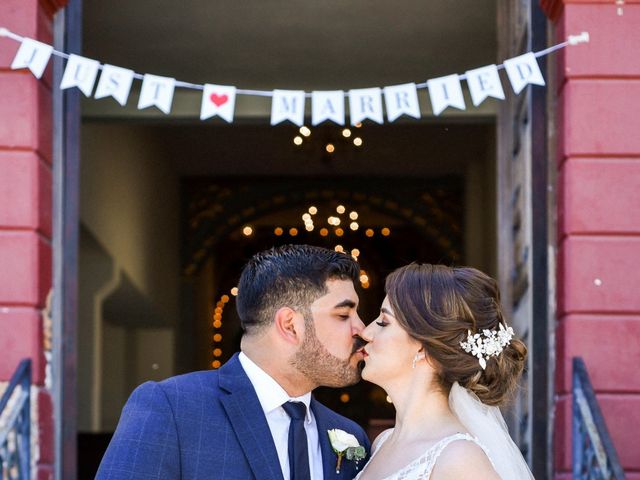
[351,312,365,334]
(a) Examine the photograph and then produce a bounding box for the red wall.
[544,1,640,478]
[0,1,65,479]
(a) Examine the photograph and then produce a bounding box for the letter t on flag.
[271,90,306,126]
[138,74,176,114]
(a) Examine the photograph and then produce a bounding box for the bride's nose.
[360,320,375,342]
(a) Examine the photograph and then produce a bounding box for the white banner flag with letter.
[271,90,305,126]
[60,54,100,97]
[504,52,545,94]
[427,74,465,116]
[383,83,420,122]
[312,90,345,126]
[10,38,53,79]
[138,74,176,114]
[465,64,505,106]
[201,84,236,122]
[349,88,383,125]
[94,64,134,106]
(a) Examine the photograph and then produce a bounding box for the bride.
[355,264,534,480]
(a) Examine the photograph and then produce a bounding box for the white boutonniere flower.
[327,428,366,473]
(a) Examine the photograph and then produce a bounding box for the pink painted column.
[541,0,640,478]
[0,1,66,478]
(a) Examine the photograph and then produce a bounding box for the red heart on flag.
[210,93,229,107]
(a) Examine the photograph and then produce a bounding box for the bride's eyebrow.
[381,307,395,317]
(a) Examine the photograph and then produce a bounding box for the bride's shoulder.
[429,437,500,480]
[371,428,394,453]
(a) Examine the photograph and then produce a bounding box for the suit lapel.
[219,354,284,480]
[312,397,347,480]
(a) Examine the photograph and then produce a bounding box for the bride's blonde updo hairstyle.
[385,263,527,406]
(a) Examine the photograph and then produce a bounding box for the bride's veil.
[449,382,535,480]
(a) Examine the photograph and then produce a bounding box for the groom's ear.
[274,307,303,345]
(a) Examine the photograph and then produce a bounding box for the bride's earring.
[412,352,425,369]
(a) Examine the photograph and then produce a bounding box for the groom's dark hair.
[236,244,359,334]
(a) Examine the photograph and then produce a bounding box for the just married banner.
[0,27,589,126]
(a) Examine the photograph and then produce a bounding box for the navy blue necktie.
[282,401,311,480]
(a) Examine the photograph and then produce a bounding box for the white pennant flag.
[465,64,505,106]
[349,88,383,125]
[94,64,134,106]
[11,38,53,79]
[312,91,345,126]
[201,84,236,122]
[504,52,545,94]
[60,54,100,97]
[271,90,305,126]
[383,83,420,122]
[138,74,176,114]
[427,74,466,116]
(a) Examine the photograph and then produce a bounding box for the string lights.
[292,124,364,157]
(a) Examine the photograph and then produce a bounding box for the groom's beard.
[291,316,362,388]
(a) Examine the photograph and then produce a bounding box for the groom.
[96,244,370,479]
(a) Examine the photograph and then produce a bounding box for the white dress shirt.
[238,352,324,480]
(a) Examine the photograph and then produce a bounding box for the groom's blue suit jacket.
[95,353,370,479]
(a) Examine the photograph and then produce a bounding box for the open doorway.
[72,1,516,477]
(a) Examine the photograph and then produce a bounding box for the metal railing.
[573,357,625,480]
[0,359,31,480]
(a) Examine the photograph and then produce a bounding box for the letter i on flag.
[427,74,466,116]
[503,52,545,94]
[138,74,176,114]
[94,64,135,106]
[201,84,236,122]
[60,54,100,97]
[11,38,53,79]
[271,90,306,126]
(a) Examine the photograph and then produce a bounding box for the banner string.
[0,27,589,98]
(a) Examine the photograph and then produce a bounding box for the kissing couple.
[96,244,534,479]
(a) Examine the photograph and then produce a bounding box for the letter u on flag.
[11,38,53,79]
[311,91,345,126]
[465,64,505,106]
[427,74,465,116]
[504,52,545,94]
[383,83,420,122]
[94,64,134,106]
[271,90,305,126]
[138,74,176,114]
[201,84,236,122]
[60,54,100,97]
[349,88,383,125]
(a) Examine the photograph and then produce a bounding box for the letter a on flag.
[312,91,345,126]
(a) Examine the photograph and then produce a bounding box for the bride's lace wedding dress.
[354,429,493,480]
